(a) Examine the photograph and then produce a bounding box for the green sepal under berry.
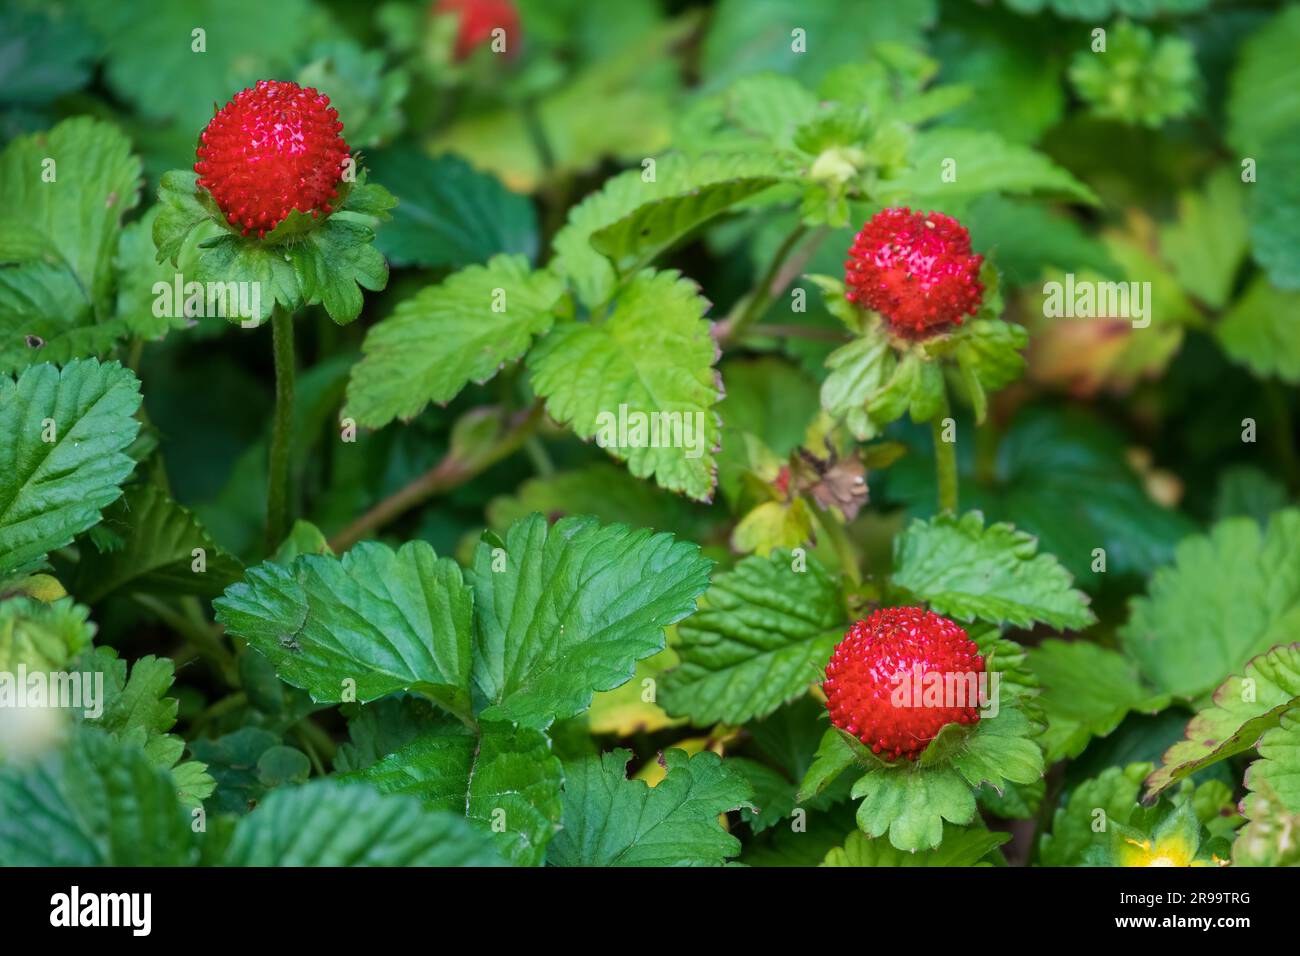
[798,640,1045,851]
[152,168,395,324]
[815,265,1024,439]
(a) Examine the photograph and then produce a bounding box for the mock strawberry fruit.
[435,0,520,61]
[823,607,985,761]
[194,80,351,239]
[844,207,984,339]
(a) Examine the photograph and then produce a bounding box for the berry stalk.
[265,305,297,554]
[932,387,958,514]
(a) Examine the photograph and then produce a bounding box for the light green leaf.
[349,718,562,867]
[0,728,195,866]
[852,765,977,851]
[797,726,860,804]
[882,128,1097,207]
[467,514,712,729]
[0,359,142,576]
[1029,639,1170,762]
[1228,7,1300,290]
[1215,277,1300,384]
[1234,772,1300,867]
[73,647,216,808]
[529,270,722,501]
[0,597,94,671]
[701,0,936,89]
[213,540,474,720]
[820,326,898,440]
[344,256,565,428]
[1068,20,1197,128]
[77,0,319,128]
[1159,169,1249,311]
[223,779,505,866]
[553,153,787,308]
[73,484,243,603]
[0,118,141,371]
[1235,713,1300,865]
[949,317,1028,425]
[590,173,781,273]
[822,825,1009,866]
[1119,509,1300,699]
[892,511,1096,631]
[661,550,846,725]
[1145,644,1300,800]
[367,148,538,269]
[547,748,754,866]
[1038,763,1149,866]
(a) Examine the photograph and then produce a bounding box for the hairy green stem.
[266,305,296,555]
[817,509,862,586]
[932,393,959,515]
[717,224,809,343]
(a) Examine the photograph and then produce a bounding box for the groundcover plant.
[0,0,1297,871]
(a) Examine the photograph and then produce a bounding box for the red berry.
[844,208,984,339]
[823,607,985,761]
[435,0,520,61]
[194,80,351,239]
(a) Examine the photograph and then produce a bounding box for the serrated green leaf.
[881,128,1098,208]
[367,148,538,269]
[349,718,562,867]
[0,118,141,371]
[73,484,243,603]
[73,646,215,808]
[214,540,474,719]
[77,0,319,128]
[547,748,754,866]
[467,513,712,729]
[223,779,505,866]
[820,326,898,440]
[1145,644,1300,800]
[553,154,787,308]
[892,511,1095,631]
[1038,763,1149,866]
[661,550,845,726]
[1235,713,1300,865]
[949,317,1028,424]
[335,693,445,773]
[590,174,780,273]
[852,764,976,851]
[0,596,94,671]
[1215,277,1300,384]
[1029,639,1170,762]
[822,824,1009,866]
[1119,509,1300,699]
[529,270,722,500]
[0,728,195,865]
[0,359,142,576]
[1160,169,1249,311]
[344,256,565,428]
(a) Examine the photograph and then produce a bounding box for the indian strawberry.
[844,207,984,339]
[823,607,985,761]
[194,80,351,239]
[435,0,520,61]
